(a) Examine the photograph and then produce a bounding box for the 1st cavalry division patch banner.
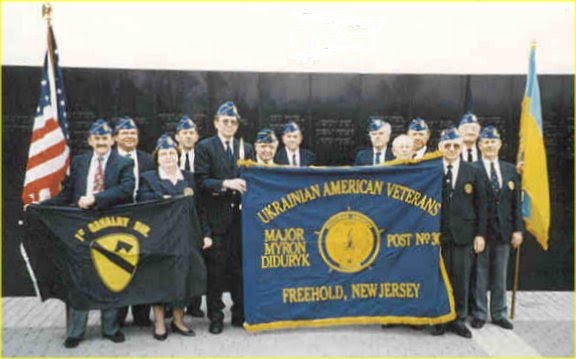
[240,159,455,332]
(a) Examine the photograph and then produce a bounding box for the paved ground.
[1,291,573,357]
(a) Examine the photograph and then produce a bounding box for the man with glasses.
[354,116,393,165]
[255,129,279,165]
[194,101,254,334]
[471,126,523,331]
[431,127,486,339]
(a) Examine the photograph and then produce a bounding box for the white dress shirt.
[286,148,300,166]
[179,150,195,172]
[481,157,502,188]
[461,145,479,162]
[442,158,461,189]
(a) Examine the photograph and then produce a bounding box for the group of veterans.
[32,100,524,348]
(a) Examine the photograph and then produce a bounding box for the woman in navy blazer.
[138,134,212,341]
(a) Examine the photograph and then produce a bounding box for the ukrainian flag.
[518,43,550,250]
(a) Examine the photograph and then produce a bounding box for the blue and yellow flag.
[240,159,455,332]
[517,43,550,250]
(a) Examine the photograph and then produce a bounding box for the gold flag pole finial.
[42,3,52,25]
[530,39,537,49]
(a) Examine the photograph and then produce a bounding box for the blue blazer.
[473,160,523,243]
[354,147,394,166]
[274,147,316,166]
[43,151,135,209]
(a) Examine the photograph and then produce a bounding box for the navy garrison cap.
[155,134,177,150]
[115,117,137,132]
[282,121,301,134]
[479,125,501,140]
[216,101,240,118]
[459,112,479,126]
[255,128,277,144]
[439,127,461,142]
[408,117,429,132]
[176,115,197,131]
[89,119,112,135]
[368,116,387,132]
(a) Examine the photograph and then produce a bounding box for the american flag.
[21,25,70,205]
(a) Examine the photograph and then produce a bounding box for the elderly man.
[113,116,155,327]
[391,134,415,161]
[431,127,486,339]
[274,121,316,166]
[195,101,254,334]
[458,112,482,162]
[471,126,523,331]
[42,119,134,348]
[354,116,393,165]
[255,129,279,165]
[407,117,431,159]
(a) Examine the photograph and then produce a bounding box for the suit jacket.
[441,161,487,246]
[354,147,394,166]
[138,169,210,240]
[136,149,156,173]
[473,160,523,243]
[274,147,316,166]
[43,151,135,210]
[194,135,255,235]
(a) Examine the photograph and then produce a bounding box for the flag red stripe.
[30,117,60,143]
[22,157,70,204]
[25,140,67,170]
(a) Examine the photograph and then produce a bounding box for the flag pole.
[510,244,521,319]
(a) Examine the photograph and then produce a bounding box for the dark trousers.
[67,307,118,339]
[441,241,474,323]
[473,240,510,321]
[204,214,244,323]
[116,304,151,326]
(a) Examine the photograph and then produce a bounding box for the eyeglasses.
[442,143,461,150]
[220,119,239,126]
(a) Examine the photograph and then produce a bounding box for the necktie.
[184,153,191,171]
[490,161,500,193]
[374,152,381,165]
[225,141,233,161]
[441,164,454,234]
[126,153,132,159]
[444,164,453,192]
[467,148,473,162]
[292,153,297,167]
[93,156,104,193]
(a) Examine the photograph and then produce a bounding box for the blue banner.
[241,158,455,332]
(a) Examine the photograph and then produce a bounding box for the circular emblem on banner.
[464,183,473,194]
[183,187,194,196]
[508,180,515,190]
[90,233,140,292]
[317,209,382,273]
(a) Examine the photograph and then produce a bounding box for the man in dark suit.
[471,126,523,330]
[113,117,155,327]
[407,117,431,159]
[42,119,134,348]
[458,112,481,163]
[174,115,205,318]
[431,127,487,339]
[354,116,393,165]
[274,121,316,166]
[194,101,254,334]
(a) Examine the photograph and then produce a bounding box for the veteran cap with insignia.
[155,134,177,150]
[114,117,137,133]
[459,111,479,126]
[408,117,429,132]
[282,121,301,134]
[368,116,387,132]
[439,127,461,142]
[479,125,501,140]
[255,128,277,143]
[89,119,112,135]
[176,115,197,132]
[216,101,240,118]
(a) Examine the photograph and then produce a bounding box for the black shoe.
[492,318,514,330]
[64,337,81,348]
[153,328,168,341]
[471,318,485,329]
[449,322,472,338]
[187,308,205,318]
[103,331,126,343]
[231,317,244,328]
[171,322,196,337]
[209,320,223,334]
[430,324,445,336]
